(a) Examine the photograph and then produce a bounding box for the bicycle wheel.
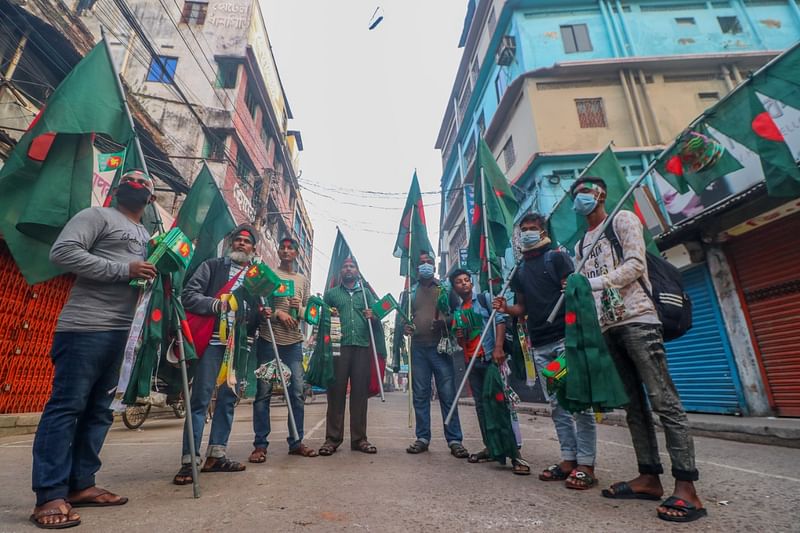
[122,405,151,430]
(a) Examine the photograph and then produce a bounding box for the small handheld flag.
[304,295,325,326]
[370,293,399,321]
[273,279,295,298]
[242,262,281,298]
[98,150,125,172]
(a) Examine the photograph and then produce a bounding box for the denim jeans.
[604,323,698,481]
[411,342,463,445]
[32,330,128,506]
[252,339,305,450]
[533,339,597,466]
[467,360,490,449]
[181,344,238,463]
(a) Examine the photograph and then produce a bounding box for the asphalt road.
[1,392,797,532]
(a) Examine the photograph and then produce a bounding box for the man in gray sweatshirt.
[30,170,157,529]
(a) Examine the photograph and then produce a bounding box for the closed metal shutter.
[727,213,800,417]
[665,265,746,414]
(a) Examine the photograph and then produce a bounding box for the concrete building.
[435,0,800,417]
[77,0,313,273]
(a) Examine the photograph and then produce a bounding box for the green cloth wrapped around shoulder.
[558,273,628,414]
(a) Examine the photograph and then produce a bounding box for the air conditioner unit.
[497,36,516,66]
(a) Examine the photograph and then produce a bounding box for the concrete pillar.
[706,246,772,416]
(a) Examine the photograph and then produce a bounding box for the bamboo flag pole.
[360,278,385,402]
[405,204,414,427]
[264,317,301,441]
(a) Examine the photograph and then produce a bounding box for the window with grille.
[471,56,480,83]
[146,56,177,83]
[236,149,254,188]
[575,98,607,128]
[215,59,238,89]
[675,17,697,25]
[477,112,486,136]
[487,7,496,36]
[203,132,226,160]
[495,72,509,104]
[245,86,259,119]
[180,1,207,24]
[502,137,516,171]
[717,16,743,34]
[560,24,592,54]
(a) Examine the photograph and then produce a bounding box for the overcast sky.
[261,0,466,296]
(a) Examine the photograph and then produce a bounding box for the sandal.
[201,457,246,473]
[449,443,469,459]
[511,458,532,476]
[248,447,267,463]
[566,468,597,490]
[601,481,662,500]
[467,449,492,463]
[289,443,318,457]
[68,487,128,507]
[318,442,337,456]
[29,501,80,530]
[657,496,708,523]
[173,464,194,485]
[539,463,570,481]
[406,440,429,454]
[352,440,377,454]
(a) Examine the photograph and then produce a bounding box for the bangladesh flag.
[273,279,295,298]
[103,137,162,236]
[242,261,281,299]
[655,124,744,195]
[0,40,134,284]
[98,150,125,172]
[325,228,364,290]
[393,172,434,281]
[370,293,399,320]
[548,147,658,254]
[174,163,236,282]
[304,295,326,326]
[467,139,519,293]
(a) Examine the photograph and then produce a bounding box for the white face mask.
[418,263,435,279]
[519,230,542,250]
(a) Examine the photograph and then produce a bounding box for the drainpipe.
[730,63,744,85]
[627,70,652,145]
[605,0,629,57]
[733,0,765,49]
[120,31,137,77]
[614,0,639,56]
[637,69,663,143]
[598,0,621,58]
[720,65,735,92]
[619,69,645,146]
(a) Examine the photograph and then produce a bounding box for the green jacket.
[324,283,379,348]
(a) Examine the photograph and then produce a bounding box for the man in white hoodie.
[572,176,705,523]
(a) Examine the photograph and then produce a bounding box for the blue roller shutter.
[664,265,747,414]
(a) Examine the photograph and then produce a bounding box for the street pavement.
[1,392,797,532]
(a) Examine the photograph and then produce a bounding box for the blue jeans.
[411,342,463,445]
[533,339,597,466]
[32,330,128,506]
[181,344,238,463]
[252,339,305,450]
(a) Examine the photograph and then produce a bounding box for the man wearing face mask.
[173,224,260,486]
[402,253,469,459]
[494,213,597,490]
[571,176,704,523]
[30,170,156,528]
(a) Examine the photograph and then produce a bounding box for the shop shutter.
[727,213,800,417]
[664,265,746,414]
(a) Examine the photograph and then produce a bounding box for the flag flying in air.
[393,172,435,282]
[103,137,162,235]
[0,40,133,284]
[653,42,800,198]
[467,139,519,292]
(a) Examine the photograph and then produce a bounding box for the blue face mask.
[418,263,435,279]
[573,192,598,215]
[519,230,542,250]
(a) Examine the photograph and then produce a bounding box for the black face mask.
[116,182,151,210]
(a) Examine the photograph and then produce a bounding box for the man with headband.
[494,212,597,489]
[30,170,156,528]
[173,224,259,486]
[249,236,316,463]
[318,256,380,456]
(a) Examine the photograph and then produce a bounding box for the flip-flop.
[566,469,597,490]
[657,496,708,523]
[468,449,492,463]
[29,502,80,530]
[68,488,128,508]
[601,481,662,500]
[539,463,570,481]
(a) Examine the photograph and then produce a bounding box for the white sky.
[261,0,466,296]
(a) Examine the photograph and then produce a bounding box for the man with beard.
[173,225,259,485]
[318,257,380,456]
[249,237,316,463]
[31,170,156,529]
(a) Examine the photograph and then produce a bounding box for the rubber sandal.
[539,463,570,481]
[406,440,429,454]
[512,458,531,476]
[352,440,377,454]
[601,481,662,500]
[318,443,337,456]
[249,447,267,463]
[29,502,81,530]
[289,443,318,457]
[449,443,469,459]
[173,464,194,485]
[657,496,708,523]
[468,449,492,463]
[68,487,128,507]
[201,457,246,472]
[566,469,597,490]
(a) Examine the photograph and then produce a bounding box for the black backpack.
[580,214,693,341]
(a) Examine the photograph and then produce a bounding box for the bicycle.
[122,393,186,430]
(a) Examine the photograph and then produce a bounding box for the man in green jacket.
[318,257,380,456]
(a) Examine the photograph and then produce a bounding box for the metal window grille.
[575,98,607,128]
[717,16,743,34]
[503,137,516,170]
[180,2,207,24]
[487,7,496,36]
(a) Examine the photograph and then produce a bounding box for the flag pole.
[405,204,414,427]
[445,261,520,426]
[480,168,495,297]
[361,278,386,402]
[263,316,300,441]
[172,291,200,498]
